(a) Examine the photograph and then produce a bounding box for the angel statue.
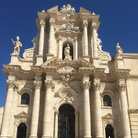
[64,44,72,60]
[11,36,22,54]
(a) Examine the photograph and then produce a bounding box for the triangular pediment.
[102,113,114,119]
[80,7,91,14]
[47,6,58,13]
[14,111,28,118]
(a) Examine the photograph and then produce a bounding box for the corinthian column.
[118,83,131,138]
[93,82,103,138]
[83,19,88,57]
[36,19,45,65]
[42,80,54,138]
[82,81,91,138]
[30,80,41,138]
[0,80,16,137]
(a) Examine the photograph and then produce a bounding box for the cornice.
[128,109,138,113]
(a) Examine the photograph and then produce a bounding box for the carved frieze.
[82,81,91,90]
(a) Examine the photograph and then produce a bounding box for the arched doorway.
[105,124,114,138]
[17,123,27,138]
[58,104,75,138]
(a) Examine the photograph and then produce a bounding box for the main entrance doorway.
[17,123,27,138]
[58,104,75,138]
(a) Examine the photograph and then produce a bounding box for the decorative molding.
[60,23,79,33]
[82,81,91,90]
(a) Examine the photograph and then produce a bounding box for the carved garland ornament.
[82,81,91,90]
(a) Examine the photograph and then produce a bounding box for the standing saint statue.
[11,36,22,54]
[64,44,72,60]
[116,43,123,57]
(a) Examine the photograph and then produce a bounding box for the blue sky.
[0,0,138,107]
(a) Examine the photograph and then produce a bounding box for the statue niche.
[63,43,73,60]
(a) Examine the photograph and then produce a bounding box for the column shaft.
[49,18,55,54]
[0,80,16,136]
[58,37,62,59]
[30,81,41,138]
[75,111,79,138]
[83,20,88,56]
[42,80,53,138]
[92,25,98,57]
[38,19,45,55]
[54,111,59,138]
[94,83,103,138]
[119,84,131,138]
[74,37,78,60]
[82,81,91,138]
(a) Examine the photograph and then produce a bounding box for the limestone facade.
[0,4,138,138]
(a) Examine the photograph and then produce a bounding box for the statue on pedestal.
[11,36,22,54]
[116,43,123,57]
[64,44,72,60]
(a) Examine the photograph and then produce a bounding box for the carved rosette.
[93,83,101,91]
[118,83,126,92]
[34,81,42,89]
[6,80,16,89]
[82,81,91,90]
[45,80,55,90]
[40,19,45,27]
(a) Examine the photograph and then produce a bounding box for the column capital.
[118,83,126,92]
[45,80,55,90]
[6,80,16,89]
[34,81,42,89]
[82,81,91,90]
[74,36,77,41]
[82,19,88,27]
[40,19,45,27]
[92,24,97,30]
[55,111,59,115]
[49,18,55,25]
[58,36,62,41]
[93,82,101,91]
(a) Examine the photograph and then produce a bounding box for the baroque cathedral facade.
[0,4,138,138]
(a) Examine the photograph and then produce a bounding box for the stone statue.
[116,43,123,57]
[11,36,22,54]
[64,44,72,60]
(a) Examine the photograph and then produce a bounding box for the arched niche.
[62,41,73,60]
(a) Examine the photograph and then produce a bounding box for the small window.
[103,95,112,107]
[21,93,30,105]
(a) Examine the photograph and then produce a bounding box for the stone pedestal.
[10,53,20,65]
